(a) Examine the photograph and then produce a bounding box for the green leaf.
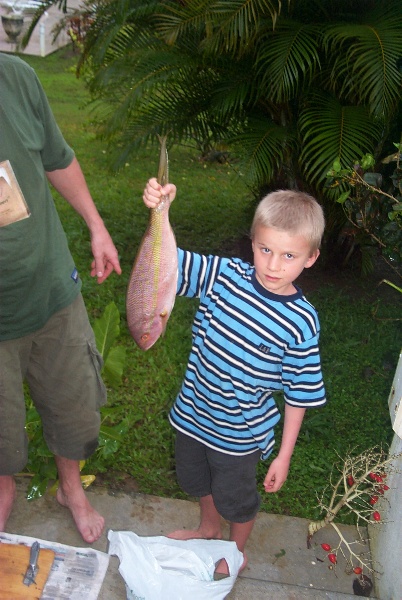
[93,302,120,362]
[336,191,351,204]
[27,474,49,501]
[360,153,375,170]
[363,173,382,188]
[103,345,127,388]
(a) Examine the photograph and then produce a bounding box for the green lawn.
[18,48,401,522]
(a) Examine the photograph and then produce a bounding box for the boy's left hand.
[263,456,290,493]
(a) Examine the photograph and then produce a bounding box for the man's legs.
[55,456,104,543]
[0,297,106,542]
[0,475,16,532]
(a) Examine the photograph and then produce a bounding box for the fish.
[126,136,178,350]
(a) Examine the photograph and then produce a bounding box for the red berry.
[369,495,379,505]
[372,511,381,521]
[382,484,389,491]
[353,566,363,575]
[347,475,355,486]
[375,475,383,483]
[321,543,331,551]
[369,472,377,481]
[328,553,337,564]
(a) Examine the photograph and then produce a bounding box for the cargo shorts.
[0,294,107,475]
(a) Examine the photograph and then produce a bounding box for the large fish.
[126,137,178,350]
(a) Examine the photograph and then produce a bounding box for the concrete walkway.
[3,478,374,599]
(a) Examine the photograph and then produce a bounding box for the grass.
[18,48,401,523]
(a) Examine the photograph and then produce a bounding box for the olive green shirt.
[0,53,81,340]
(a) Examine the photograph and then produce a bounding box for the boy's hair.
[250,190,325,251]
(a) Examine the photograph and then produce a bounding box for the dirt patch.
[93,471,140,495]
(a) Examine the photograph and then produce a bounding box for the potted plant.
[1,1,24,42]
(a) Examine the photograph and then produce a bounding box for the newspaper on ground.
[0,532,109,600]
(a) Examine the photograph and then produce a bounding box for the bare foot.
[0,475,16,531]
[56,486,104,543]
[214,553,248,577]
[167,527,223,541]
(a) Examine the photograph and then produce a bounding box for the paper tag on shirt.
[0,160,31,227]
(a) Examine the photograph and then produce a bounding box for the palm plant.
[58,0,399,194]
[24,0,402,200]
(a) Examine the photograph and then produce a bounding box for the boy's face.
[252,225,319,295]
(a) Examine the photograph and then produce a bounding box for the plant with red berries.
[307,446,401,580]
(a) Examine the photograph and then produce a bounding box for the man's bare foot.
[214,553,248,577]
[167,527,223,541]
[0,475,16,531]
[56,486,104,543]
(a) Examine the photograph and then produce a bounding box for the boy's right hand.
[143,178,176,209]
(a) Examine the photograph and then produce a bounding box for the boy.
[143,178,326,575]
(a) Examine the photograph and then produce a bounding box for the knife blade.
[23,541,40,586]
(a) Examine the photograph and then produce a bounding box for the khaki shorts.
[0,294,107,475]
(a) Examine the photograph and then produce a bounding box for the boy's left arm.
[263,405,306,493]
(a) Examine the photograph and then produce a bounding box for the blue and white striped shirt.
[169,249,326,459]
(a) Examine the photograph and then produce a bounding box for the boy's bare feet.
[214,554,248,577]
[56,486,104,544]
[0,475,16,531]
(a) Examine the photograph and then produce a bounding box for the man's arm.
[46,157,121,283]
[263,404,306,493]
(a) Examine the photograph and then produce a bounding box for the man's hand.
[90,226,121,284]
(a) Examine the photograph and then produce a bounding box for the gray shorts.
[175,431,261,523]
[0,294,107,475]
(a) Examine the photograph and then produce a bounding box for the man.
[0,53,121,543]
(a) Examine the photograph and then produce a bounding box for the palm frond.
[255,19,322,103]
[324,5,402,118]
[158,0,282,56]
[232,115,297,190]
[299,93,383,189]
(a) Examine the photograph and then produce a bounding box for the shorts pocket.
[88,341,107,408]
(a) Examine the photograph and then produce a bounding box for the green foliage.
[40,0,402,200]
[326,143,402,276]
[93,301,127,387]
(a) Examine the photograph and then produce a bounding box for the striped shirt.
[169,249,326,459]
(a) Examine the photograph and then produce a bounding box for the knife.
[23,541,40,586]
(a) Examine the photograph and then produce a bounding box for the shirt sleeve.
[282,334,326,408]
[32,70,74,171]
[177,248,211,298]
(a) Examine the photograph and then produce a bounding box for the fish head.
[131,307,170,351]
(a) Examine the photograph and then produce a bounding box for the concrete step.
[4,478,376,599]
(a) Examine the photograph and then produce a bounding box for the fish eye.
[141,333,149,341]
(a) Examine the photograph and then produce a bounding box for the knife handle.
[29,541,40,570]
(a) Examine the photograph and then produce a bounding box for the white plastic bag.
[108,530,244,600]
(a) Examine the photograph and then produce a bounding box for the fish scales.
[126,137,178,350]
